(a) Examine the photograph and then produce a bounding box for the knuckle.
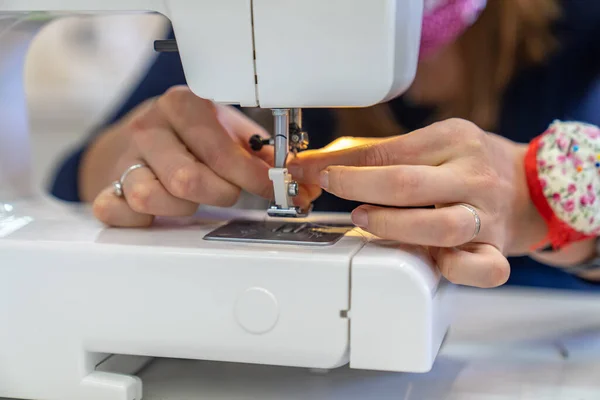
[438,211,472,246]
[391,168,420,194]
[126,112,154,143]
[331,136,354,149]
[194,96,218,118]
[127,183,153,213]
[217,187,242,207]
[438,118,483,146]
[125,101,157,135]
[195,95,218,113]
[464,136,485,153]
[168,165,242,207]
[161,86,216,116]
[127,112,148,134]
[129,125,154,150]
[359,143,390,166]
[433,118,460,137]
[370,211,391,238]
[467,166,498,191]
[168,166,200,199]
[127,112,158,150]
[303,156,327,182]
[444,118,477,135]
[161,85,191,106]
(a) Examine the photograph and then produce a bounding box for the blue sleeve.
[50,30,186,202]
[561,0,600,124]
[569,75,600,127]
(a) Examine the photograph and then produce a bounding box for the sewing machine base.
[0,200,451,400]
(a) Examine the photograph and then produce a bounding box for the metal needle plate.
[203,219,353,246]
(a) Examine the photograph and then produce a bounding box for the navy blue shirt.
[51,0,600,291]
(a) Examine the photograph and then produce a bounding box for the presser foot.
[267,167,310,218]
[267,203,312,218]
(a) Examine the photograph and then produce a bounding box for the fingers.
[294,184,322,209]
[288,118,481,185]
[320,165,465,206]
[119,163,199,217]
[288,138,400,185]
[215,103,266,142]
[432,244,510,288]
[351,204,484,248]
[303,184,323,202]
[320,137,384,152]
[93,187,154,228]
[132,128,241,207]
[92,161,204,227]
[215,104,274,165]
[352,203,509,288]
[156,87,274,199]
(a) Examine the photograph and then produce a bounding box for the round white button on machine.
[234,287,279,334]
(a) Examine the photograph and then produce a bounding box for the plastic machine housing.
[0,0,452,399]
[0,207,451,400]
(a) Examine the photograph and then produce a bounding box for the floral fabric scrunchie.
[525,120,600,250]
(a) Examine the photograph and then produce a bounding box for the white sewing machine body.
[0,0,423,109]
[0,0,423,201]
[0,201,451,400]
[0,1,453,399]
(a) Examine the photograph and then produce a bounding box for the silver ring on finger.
[112,163,147,198]
[457,203,481,242]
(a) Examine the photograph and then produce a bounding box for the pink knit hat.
[420,0,488,59]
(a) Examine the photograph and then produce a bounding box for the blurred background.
[1,14,169,191]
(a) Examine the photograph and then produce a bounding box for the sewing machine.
[0,1,452,399]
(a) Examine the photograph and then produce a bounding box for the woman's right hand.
[81,86,320,227]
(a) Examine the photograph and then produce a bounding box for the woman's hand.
[80,86,320,227]
[288,118,548,288]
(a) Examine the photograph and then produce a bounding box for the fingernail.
[288,165,303,180]
[352,209,368,228]
[319,170,329,190]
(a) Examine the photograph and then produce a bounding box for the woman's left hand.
[288,118,548,288]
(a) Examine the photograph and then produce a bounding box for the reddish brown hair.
[335,0,561,136]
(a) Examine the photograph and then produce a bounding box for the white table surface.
[131,286,600,400]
